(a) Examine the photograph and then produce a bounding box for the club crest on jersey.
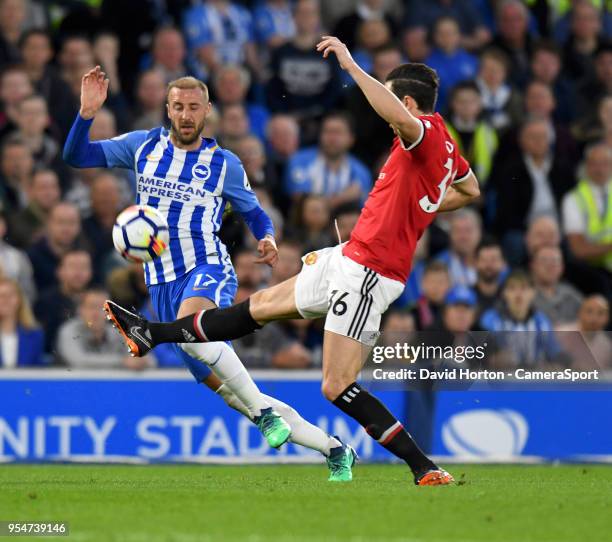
[192,163,211,182]
[304,252,318,265]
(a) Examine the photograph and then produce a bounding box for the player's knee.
[321,377,350,402]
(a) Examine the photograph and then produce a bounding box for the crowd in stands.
[0,0,610,371]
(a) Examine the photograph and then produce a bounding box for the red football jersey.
[343,113,471,283]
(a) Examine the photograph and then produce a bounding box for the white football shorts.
[294,244,405,346]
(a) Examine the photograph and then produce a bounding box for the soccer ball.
[112,205,169,263]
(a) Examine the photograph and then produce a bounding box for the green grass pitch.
[1,464,610,542]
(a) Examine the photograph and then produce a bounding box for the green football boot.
[327,439,358,482]
[254,408,292,449]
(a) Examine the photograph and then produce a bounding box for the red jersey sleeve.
[453,154,472,184]
[398,116,444,160]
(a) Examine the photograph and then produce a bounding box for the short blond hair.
[166,76,209,103]
[0,278,38,329]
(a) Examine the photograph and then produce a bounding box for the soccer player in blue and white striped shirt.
[64,67,355,479]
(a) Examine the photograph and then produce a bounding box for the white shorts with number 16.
[294,244,405,346]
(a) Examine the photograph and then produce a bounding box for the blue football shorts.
[148,262,238,383]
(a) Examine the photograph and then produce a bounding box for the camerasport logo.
[441,409,528,458]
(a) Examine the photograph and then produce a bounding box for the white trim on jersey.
[399,119,425,151]
[453,167,473,184]
[156,148,187,283]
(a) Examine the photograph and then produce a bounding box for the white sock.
[216,384,341,457]
[181,342,269,417]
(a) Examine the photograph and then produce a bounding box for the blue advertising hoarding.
[1,370,611,462]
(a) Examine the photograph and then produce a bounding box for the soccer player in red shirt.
[106,36,480,485]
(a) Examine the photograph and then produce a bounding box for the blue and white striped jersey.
[99,127,260,286]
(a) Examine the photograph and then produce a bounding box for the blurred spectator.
[393,229,431,309]
[333,201,361,243]
[380,309,416,347]
[132,68,167,131]
[18,28,77,139]
[271,239,303,285]
[530,245,583,325]
[497,80,578,163]
[490,0,534,88]
[474,237,506,317]
[575,43,612,139]
[332,0,397,52]
[445,81,498,186]
[562,143,612,277]
[436,208,482,287]
[480,269,564,368]
[183,0,260,81]
[425,16,478,112]
[411,261,451,330]
[0,211,35,301]
[562,0,606,82]
[404,0,491,51]
[530,40,575,124]
[57,288,153,369]
[34,249,92,354]
[92,32,130,132]
[285,112,371,208]
[58,35,95,99]
[27,202,82,292]
[476,48,523,131]
[341,18,392,89]
[7,168,60,248]
[525,214,561,257]
[437,285,478,334]
[212,64,269,142]
[11,94,66,184]
[402,27,430,65]
[0,66,32,139]
[344,44,400,170]
[0,277,44,367]
[93,32,122,97]
[253,0,296,49]
[265,113,300,189]
[559,294,612,369]
[149,27,189,83]
[597,95,612,149]
[232,247,266,289]
[106,262,150,313]
[0,136,32,209]
[0,0,27,65]
[218,103,250,152]
[267,0,342,124]
[292,194,333,252]
[492,118,575,261]
[82,172,122,281]
[235,135,279,194]
[523,81,578,162]
[99,0,176,100]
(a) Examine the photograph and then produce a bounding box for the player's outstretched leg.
[321,331,453,486]
[103,279,302,352]
[216,384,357,482]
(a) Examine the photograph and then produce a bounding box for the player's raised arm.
[316,36,422,144]
[63,66,146,170]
